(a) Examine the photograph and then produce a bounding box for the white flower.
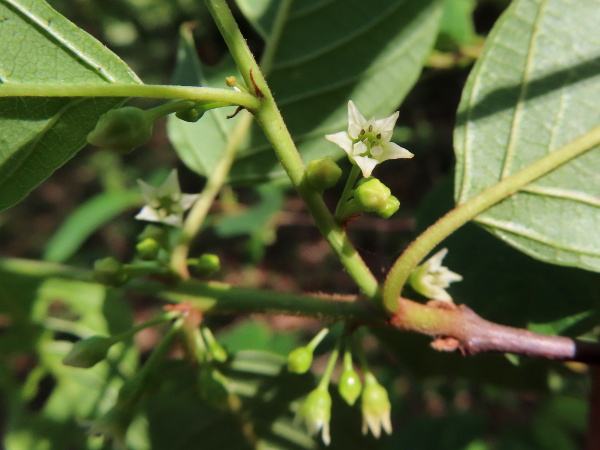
[296,387,332,446]
[325,101,413,177]
[408,248,463,303]
[361,373,392,438]
[135,169,199,226]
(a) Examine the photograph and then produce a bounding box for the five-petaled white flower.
[325,101,413,178]
[408,248,463,303]
[135,169,199,226]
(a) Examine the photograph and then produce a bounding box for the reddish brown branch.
[389,298,600,364]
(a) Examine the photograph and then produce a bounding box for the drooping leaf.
[169,0,442,184]
[454,0,600,271]
[0,0,141,212]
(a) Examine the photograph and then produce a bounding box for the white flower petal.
[325,131,353,154]
[180,193,200,210]
[373,111,399,142]
[351,140,369,156]
[379,142,413,161]
[160,169,182,196]
[137,179,157,204]
[135,205,162,223]
[347,101,367,138]
[353,155,378,178]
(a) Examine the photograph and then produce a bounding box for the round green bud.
[87,107,153,153]
[175,106,205,123]
[62,335,113,368]
[306,157,342,191]
[136,238,160,261]
[93,257,128,286]
[193,253,221,276]
[287,346,313,374]
[376,195,400,219]
[338,366,362,406]
[353,178,391,212]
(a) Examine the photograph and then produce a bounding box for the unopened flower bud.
[136,238,160,261]
[193,253,221,276]
[354,178,390,212]
[307,157,342,191]
[93,257,128,286]
[339,366,362,406]
[361,373,392,438]
[376,195,400,219]
[287,346,313,374]
[62,335,113,368]
[297,387,332,445]
[87,107,154,153]
[175,105,205,123]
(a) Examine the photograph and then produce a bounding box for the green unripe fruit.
[338,366,362,406]
[354,178,391,212]
[287,346,313,374]
[87,107,154,153]
[193,253,221,276]
[306,157,342,191]
[136,238,161,261]
[62,335,113,368]
[93,257,128,286]
[376,195,400,219]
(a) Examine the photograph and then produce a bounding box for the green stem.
[205,0,380,301]
[145,100,197,121]
[307,328,330,352]
[170,111,253,278]
[335,165,361,219]
[0,83,259,109]
[318,336,342,390]
[383,124,600,312]
[353,332,372,376]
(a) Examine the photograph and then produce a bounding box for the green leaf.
[0,0,141,212]
[436,0,478,50]
[454,0,600,271]
[169,0,442,184]
[43,189,142,263]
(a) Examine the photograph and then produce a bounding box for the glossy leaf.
[0,0,141,212]
[169,0,442,184]
[454,0,600,271]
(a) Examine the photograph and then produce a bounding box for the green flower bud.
[376,195,400,219]
[136,237,161,261]
[193,253,221,276]
[361,373,392,438]
[287,346,313,374]
[297,387,332,445]
[338,366,362,406]
[209,341,228,363]
[307,157,342,191]
[62,335,113,368]
[93,257,128,286]
[87,107,153,153]
[353,178,391,212]
[175,105,205,123]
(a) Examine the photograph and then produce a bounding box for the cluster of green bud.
[88,107,154,154]
[336,177,400,222]
[306,157,342,191]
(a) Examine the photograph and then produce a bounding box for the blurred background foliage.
[0,0,594,448]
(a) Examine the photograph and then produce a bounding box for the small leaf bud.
[136,237,160,261]
[338,366,362,406]
[354,178,391,212]
[193,253,221,276]
[287,346,313,374]
[87,107,154,153]
[307,157,342,191]
[376,195,400,219]
[62,335,113,368]
[93,257,128,286]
